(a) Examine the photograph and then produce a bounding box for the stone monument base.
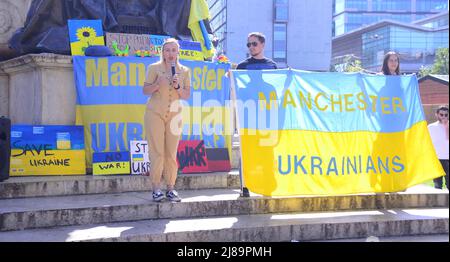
[0,53,75,125]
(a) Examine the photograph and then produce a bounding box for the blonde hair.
[160,38,180,64]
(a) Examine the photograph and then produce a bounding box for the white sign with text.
[129,140,151,175]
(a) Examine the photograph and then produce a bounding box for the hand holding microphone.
[171,62,181,90]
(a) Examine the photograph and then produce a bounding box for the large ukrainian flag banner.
[74,56,231,168]
[232,69,444,196]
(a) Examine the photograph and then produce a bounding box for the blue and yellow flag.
[232,69,444,196]
[188,0,215,60]
[132,154,144,162]
[73,56,231,168]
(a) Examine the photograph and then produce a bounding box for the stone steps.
[0,186,447,232]
[0,171,241,199]
[0,208,447,242]
[1,139,448,242]
[312,234,449,242]
[0,144,241,199]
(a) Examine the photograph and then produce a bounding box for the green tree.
[432,47,449,74]
[419,47,449,77]
[418,66,432,77]
[344,56,364,72]
[330,55,364,72]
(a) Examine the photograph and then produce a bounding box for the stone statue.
[5,0,211,59]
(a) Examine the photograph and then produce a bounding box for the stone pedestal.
[0,68,8,116]
[0,53,75,125]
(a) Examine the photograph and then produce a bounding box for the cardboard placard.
[150,35,203,61]
[105,33,203,60]
[10,125,86,176]
[177,140,209,173]
[106,32,151,56]
[178,40,203,61]
[149,34,170,56]
[92,151,130,175]
[129,140,150,175]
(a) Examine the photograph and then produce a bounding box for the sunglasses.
[246,42,259,48]
[439,113,448,117]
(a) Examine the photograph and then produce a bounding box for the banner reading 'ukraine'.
[74,56,231,168]
[232,69,444,196]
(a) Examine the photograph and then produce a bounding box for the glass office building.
[208,0,289,64]
[333,11,449,73]
[207,0,333,71]
[208,0,228,54]
[333,0,448,36]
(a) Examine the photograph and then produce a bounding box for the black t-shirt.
[236,57,278,70]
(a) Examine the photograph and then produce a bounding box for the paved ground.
[310,234,449,242]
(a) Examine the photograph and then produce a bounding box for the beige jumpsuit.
[144,62,191,187]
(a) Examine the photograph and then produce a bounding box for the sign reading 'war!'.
[10,125,86,176]
[92,151,130,175]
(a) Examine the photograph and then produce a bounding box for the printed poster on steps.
[9,125,86,176]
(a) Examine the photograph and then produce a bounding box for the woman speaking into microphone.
[143,38,191,202]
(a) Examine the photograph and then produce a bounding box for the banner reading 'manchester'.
[74,56,231,168]
[232,69,444,196]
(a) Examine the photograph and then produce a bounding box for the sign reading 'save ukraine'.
[232,69,444,196]
[10,125,86,176]
[74,56,231,168]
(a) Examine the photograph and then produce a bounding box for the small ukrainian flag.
[132,154,144,162]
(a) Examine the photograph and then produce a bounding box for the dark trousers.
[434,160,449,189]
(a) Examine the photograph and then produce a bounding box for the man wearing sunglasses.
[428,105,449,190]
[236,32,278,70]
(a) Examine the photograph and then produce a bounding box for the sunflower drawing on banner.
[68,20,105,56]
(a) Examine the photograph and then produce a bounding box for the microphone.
[171,62,176,76]
[171,62,180,90]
